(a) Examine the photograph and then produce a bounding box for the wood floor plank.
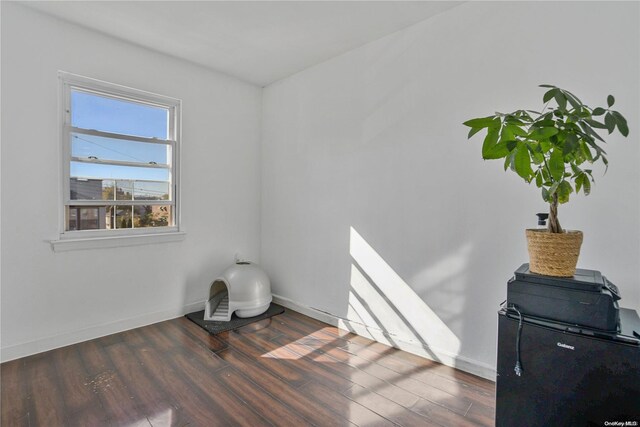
[464,401,496,427]
[133,342,233,426]
[153,320,229,371]
[217,348,356,427]
[78,352,151,426]
[276,319,495,409]
[24,352,67,426]
[213,366,310,427]
[270,328,484,427]
[343,382,443,427]
[299,380,396,427]
[343,335,494,394]
[282,311,495,397]
[1,309,495,427]
[230,329,355,392]
[270,334,423,409]
[233,317,284,341]
[51,345,110,425]
[0,359,30,426]
[174,317,229,353]
[104,342,182,423]
[170,351,271,426]
[222,329,319,388]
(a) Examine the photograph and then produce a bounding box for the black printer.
[507,263,621,331]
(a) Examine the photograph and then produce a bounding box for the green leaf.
[557,180,573,203]
[585,119,607,130]
[575,174,583,194]
[528,127,559,140]
[539,140,552,153]
[481,128,499,159]
[468,127,483,138]
[570,163,581,176]
[541,187,550,202]
[562,134,579,156]
[604,113,616,134]
[554,92,567,111]
[514,143,534,181]
[607,95,615,107]
[541,167,550,182]
[563,91,582,109]
[506,124,528,137]
[483,141,510,159]
[543,89,557,103]
[530,150,544,165]
[549,149,565,181]
[539,84,556,89]
[463,116,500,129]
[579,122,606,143]
[500,125,514,143]
[592,107,606,116]
[504,152,515,171]
[582,175,591,195]
[535,170,543,187]
[611,111,629,137]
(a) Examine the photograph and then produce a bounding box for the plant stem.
[548,192,562,233]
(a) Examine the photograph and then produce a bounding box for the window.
[58,72,181,243]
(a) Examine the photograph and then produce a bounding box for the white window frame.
[52,71,183,250]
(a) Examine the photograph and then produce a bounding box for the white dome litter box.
[204,261,272,321]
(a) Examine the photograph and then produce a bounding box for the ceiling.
[24,1,463,87]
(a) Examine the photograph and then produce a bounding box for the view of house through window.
[61,74,179,234]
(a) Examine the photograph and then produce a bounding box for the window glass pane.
[70,178,115,200]
[134,205,172,228]
[134,181,170,201]
[115,206,133,229]
[66,205,172,230]
[116,180,133,200]
[67,207,78,231]
[71,90,168,139]
[71,132,170,165]
[66,206,107,230]
[71,161,170,182]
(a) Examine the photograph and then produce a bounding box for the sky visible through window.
[71,90,170,182]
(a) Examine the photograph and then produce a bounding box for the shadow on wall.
[339,226,464,363]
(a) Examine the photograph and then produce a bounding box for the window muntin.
[71,132,170,166]
[60,73,180,237]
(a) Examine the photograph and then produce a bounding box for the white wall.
[1,3,262,361]
[261,1,639,378]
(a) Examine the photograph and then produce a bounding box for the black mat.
[185,303,285,335]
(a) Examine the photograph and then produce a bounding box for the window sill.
[50,231,186,252]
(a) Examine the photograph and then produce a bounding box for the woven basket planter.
[526,229,583,277]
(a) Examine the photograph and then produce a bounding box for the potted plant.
[464,85,629,277]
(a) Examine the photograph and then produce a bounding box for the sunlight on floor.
[260,332,319,360]
[144,408,173,427]
[346,226,460,353]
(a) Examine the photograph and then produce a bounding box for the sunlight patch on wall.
[411,242,473,291]
[348,226,460,353]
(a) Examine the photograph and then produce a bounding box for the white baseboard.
[0,300,206,363]
[272,294,497,381]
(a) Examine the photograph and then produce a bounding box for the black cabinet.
[496,307,640,426]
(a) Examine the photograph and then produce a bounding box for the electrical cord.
[510,305,524,377]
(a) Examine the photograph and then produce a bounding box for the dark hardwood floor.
[1,308,496,426]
